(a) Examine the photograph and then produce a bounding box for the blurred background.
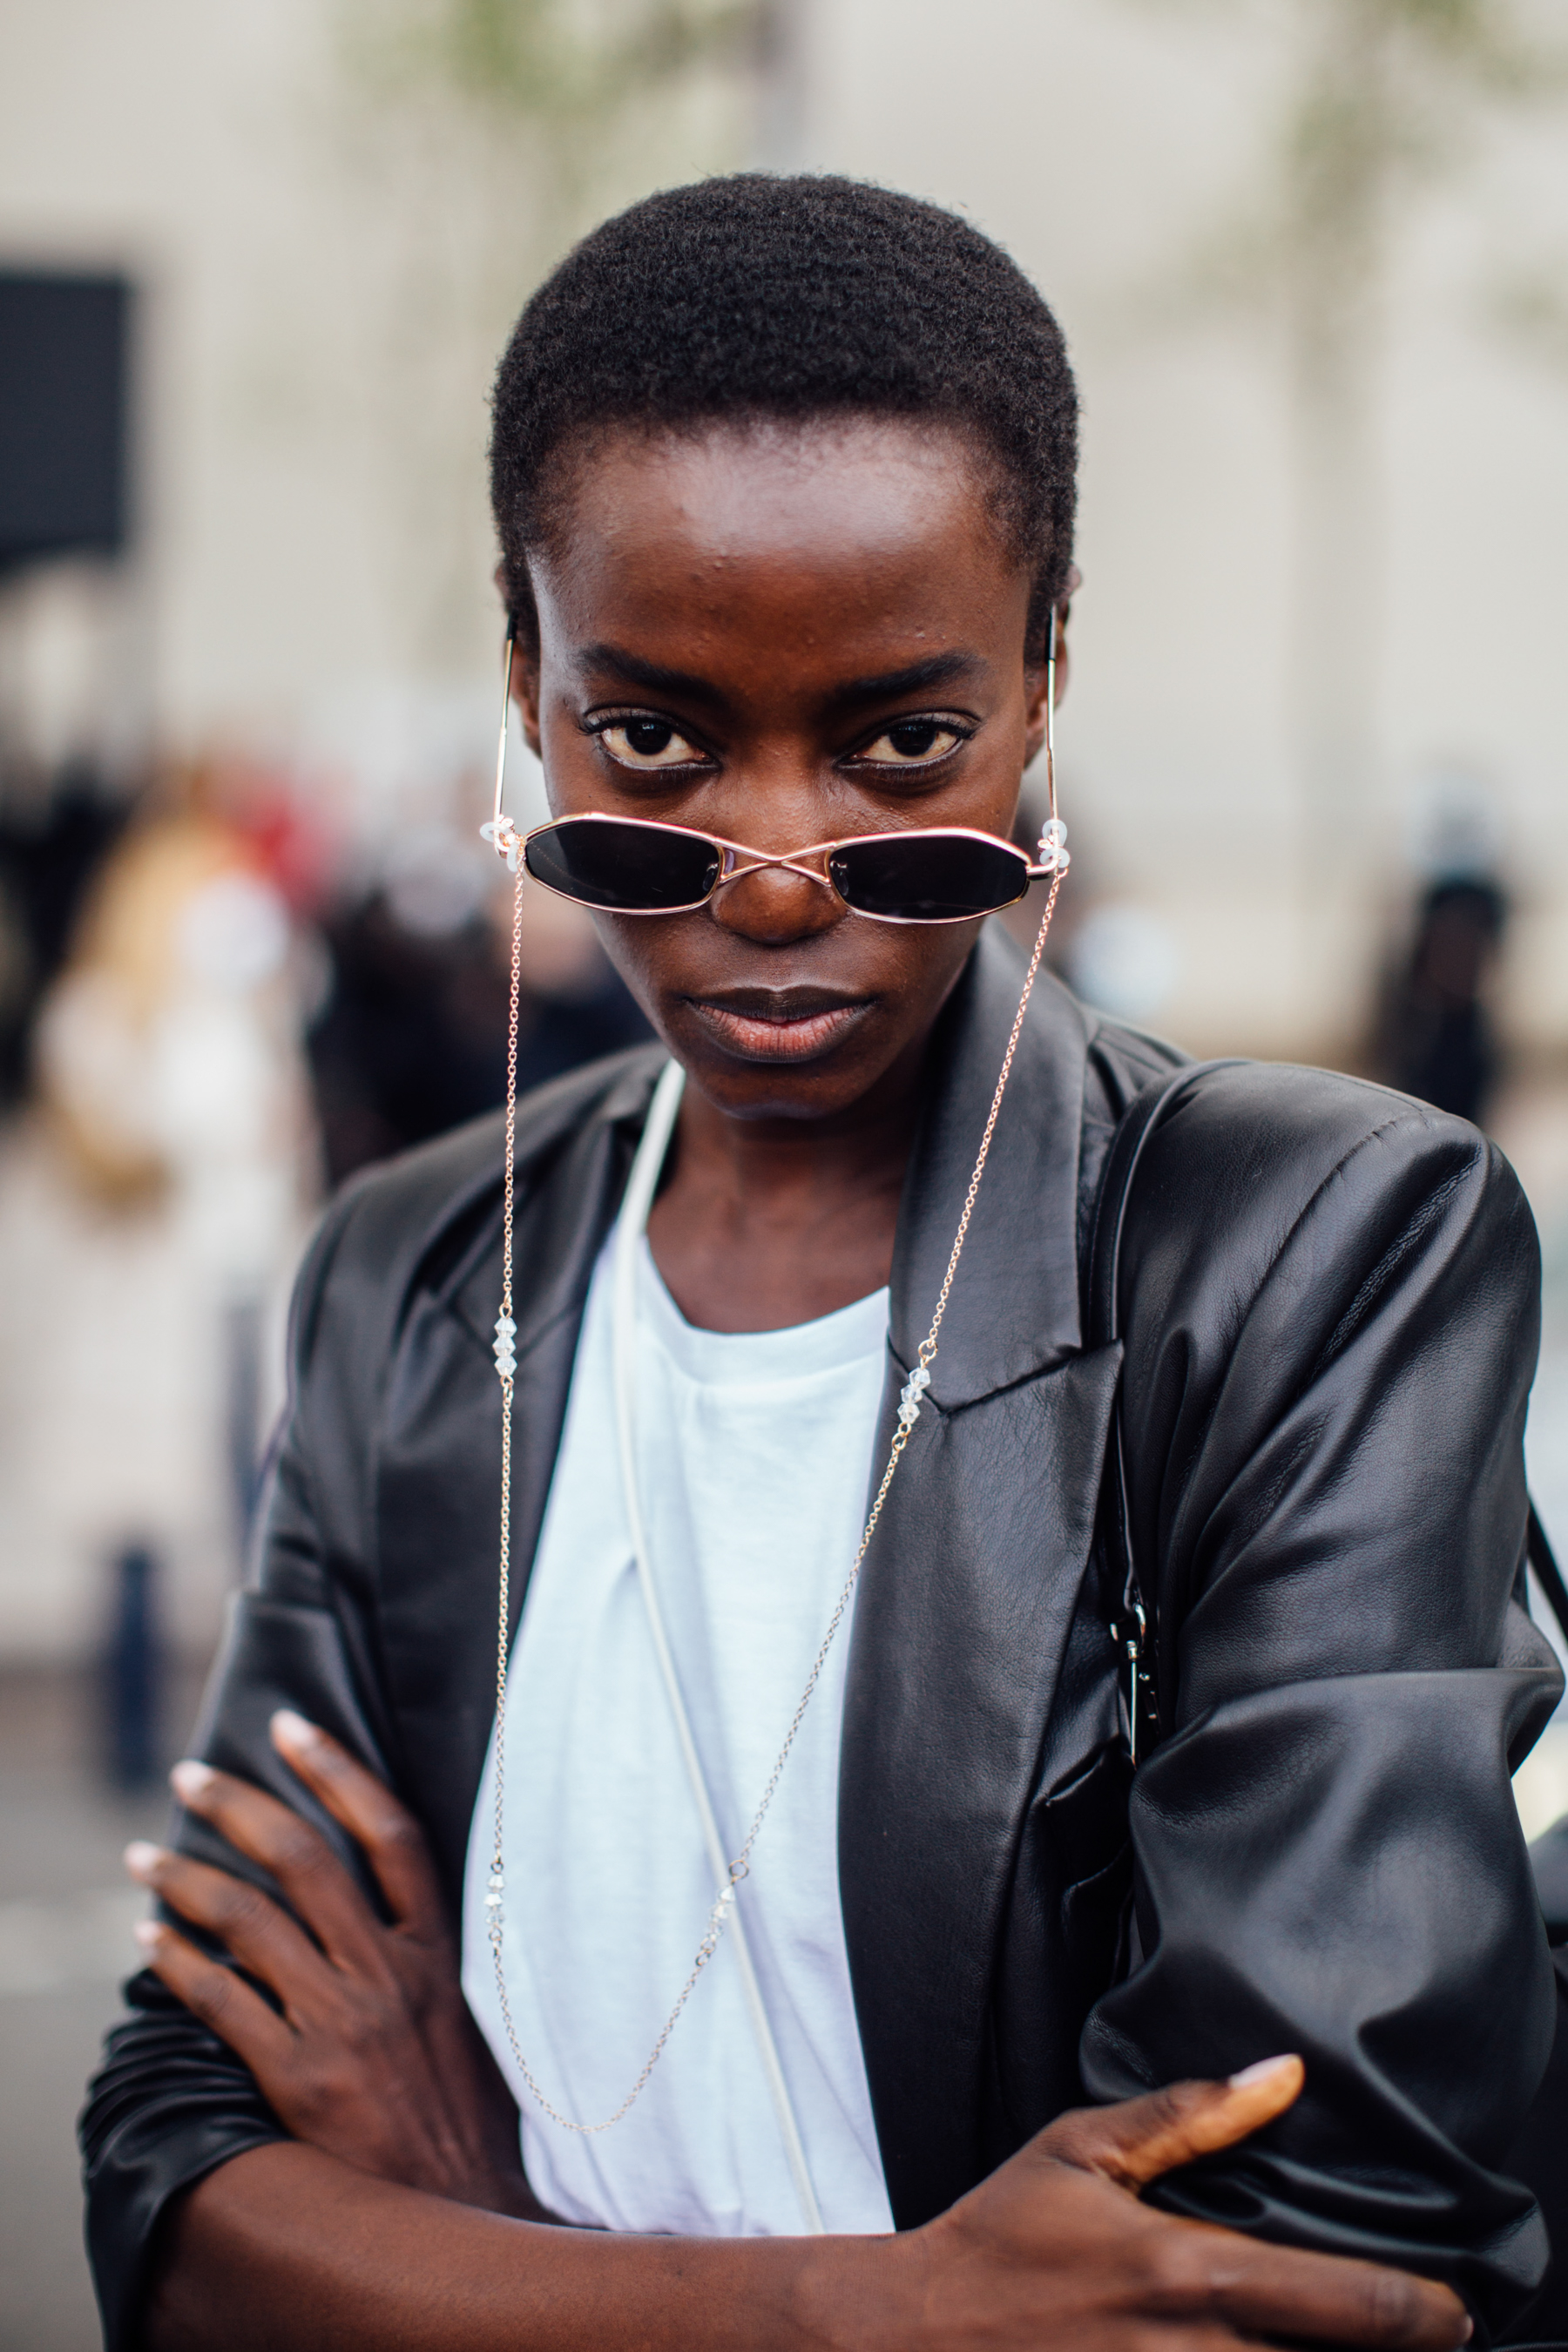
[3,0,1568,2341]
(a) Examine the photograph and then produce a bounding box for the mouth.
[684,986,874,1063]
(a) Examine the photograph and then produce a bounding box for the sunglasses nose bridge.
[706,844,845,945]
[710,844,835,896]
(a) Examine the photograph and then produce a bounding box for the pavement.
[0,1661,208,2352]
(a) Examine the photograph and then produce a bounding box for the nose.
[707,852,844,947]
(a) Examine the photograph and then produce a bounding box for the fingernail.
[170,1760,214,1805]
[132,1920,164,1951]
[1458,2322,1474,2344]
[123,1842,165,1883]
[271,1709,319,1749]
[1228,2054,1300,2090]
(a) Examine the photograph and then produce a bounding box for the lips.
[686,987,871,1063]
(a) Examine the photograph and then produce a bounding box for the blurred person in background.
[34,779,317,1547]
[1377,875,1510,1130]
[82,178,1559,2351]
[0,756,125,1105]
[308,858,647,1187]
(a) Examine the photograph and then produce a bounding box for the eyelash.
[584,713,714,770]
[851,718,975,768]
[582,713,977,771]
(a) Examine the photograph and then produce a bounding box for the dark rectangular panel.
[0,270,132,571]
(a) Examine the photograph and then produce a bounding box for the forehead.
[531,417,1030,672]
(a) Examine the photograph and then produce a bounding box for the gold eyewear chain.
[479,621,1070,2135]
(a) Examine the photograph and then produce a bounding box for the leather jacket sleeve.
[78,1182,400,2352]
[1078,1065,1562,2342]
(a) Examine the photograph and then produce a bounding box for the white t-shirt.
[461,1227,896,2238]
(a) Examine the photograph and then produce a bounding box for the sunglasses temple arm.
[1029,606,1069,880]
[493,632,515,831]
[1044,606,1058,828]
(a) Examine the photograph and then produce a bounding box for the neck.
[644,1038,928,1334]
[675,1041,925,1209]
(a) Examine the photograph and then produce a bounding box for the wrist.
[787,2227,925,2352]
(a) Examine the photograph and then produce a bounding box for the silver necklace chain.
[481,857,1065,2135]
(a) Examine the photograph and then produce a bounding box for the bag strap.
[1087,1059,1568,1758]
[1088,1063,1242,1761]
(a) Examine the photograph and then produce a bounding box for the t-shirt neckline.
[631,1231,890,1387]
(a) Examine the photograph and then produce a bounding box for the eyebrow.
[575,642,985,718]
[818,652,984,717]
[576,644,731,711]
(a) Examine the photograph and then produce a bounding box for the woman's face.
[513,416,1063,1126]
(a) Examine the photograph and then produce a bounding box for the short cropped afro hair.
[490,173,1078,651]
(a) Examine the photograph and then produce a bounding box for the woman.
[83,176,1558,2350]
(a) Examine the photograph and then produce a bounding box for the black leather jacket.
[81,929,1563,2348]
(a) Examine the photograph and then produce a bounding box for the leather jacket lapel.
[840,930,1118,2226]
[375,1053,662,1909]
[887,931,1088,1402]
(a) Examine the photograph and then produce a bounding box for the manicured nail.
[170,1760,214,1805]
[123,1842,165,1883]
[1228,2054,1300,2090]
[271,1709,320,1750]
[132,1920,164,1951]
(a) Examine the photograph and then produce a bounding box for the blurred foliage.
[1281,0,1557,293]
[314,0,766,673]
[1488,263,1568,375]
[1125,0,1567,828]
[1136,0,1563,321]
[347,0,761,125]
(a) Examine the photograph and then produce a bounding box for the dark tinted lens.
[524,818,721,911]
[828,833,1028,921]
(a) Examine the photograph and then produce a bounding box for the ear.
[1023,568,1079,767]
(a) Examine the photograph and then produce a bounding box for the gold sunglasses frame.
[514,813,1051,926]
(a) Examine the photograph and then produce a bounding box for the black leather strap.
[1087,1061,1565,1739]
[1087,1063,1241,1364]
[1088,1063,1242,1756]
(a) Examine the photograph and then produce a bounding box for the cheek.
[585,910,699,1014]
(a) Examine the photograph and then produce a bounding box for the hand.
[125,1713,539,2220]
[854,2059,1471,2351]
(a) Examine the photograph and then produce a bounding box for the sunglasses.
[508,813,1054,925]
[479,616,1069,921]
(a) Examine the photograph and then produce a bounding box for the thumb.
[1039,2054,1305,2193]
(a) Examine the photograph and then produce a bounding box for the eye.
[855,720,969,767]
[594,718,709,770]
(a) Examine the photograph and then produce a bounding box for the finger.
[1044,2055,1306,2190]
[125,1841,328,2017]
[1183,2224,1471,2350]
[171,1757,385,1974]
[270,1712,444,1939]
[132,1916,294,2076]
[1043,2070,1470,2349]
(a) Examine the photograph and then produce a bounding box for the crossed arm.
[121,1709,1471,2352]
